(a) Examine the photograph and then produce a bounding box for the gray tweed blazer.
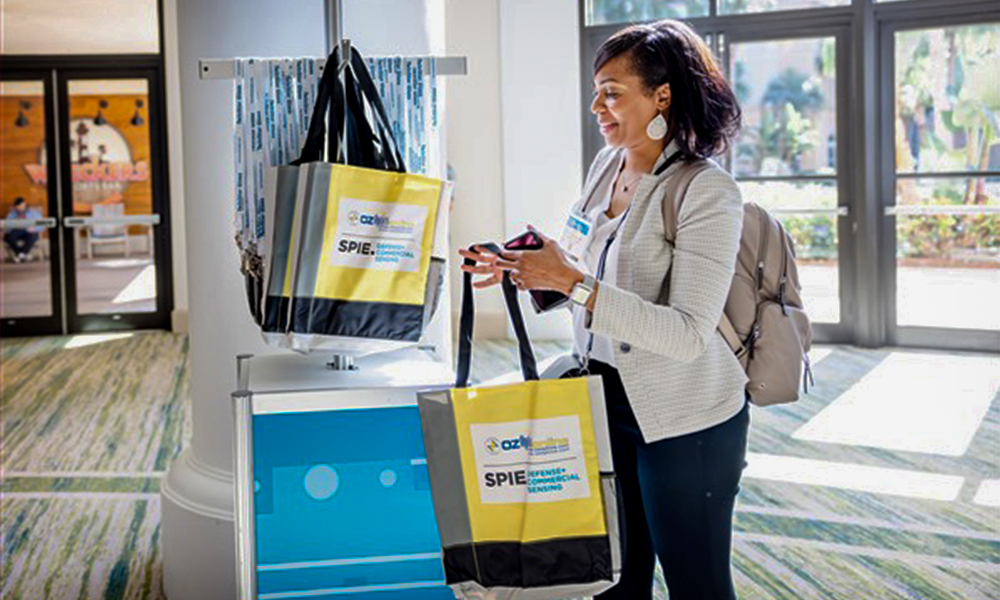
[578,141,748,442]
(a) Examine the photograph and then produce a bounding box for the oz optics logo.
[346,209,416,235]
[348,210,392,228]
[348,210,388,227]
[485,435,533,454]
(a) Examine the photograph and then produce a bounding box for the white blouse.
[570,152,625,367]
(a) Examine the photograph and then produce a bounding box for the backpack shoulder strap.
[718,311,747,360]
[662,159,711,244]
[660,159,747,358]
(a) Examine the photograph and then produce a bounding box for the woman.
[459,19,749,600]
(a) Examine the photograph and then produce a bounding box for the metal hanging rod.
[198,54,467,81]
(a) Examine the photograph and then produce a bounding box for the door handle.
[1,217,58,229]
[63,215,161,227]
[767,207,850,217]
[885,205,1000,216]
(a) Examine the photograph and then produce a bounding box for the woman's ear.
[655,83,672,111]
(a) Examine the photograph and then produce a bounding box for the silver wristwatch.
[570,274,596,307]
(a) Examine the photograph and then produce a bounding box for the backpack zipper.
[803,353,815,395]
[777,221,789,316]
[756,207,769,293]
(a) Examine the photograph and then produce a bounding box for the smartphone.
[503,231,570,313]
[504,230,543,250]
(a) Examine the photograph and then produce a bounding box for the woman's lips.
[600,122,618,134]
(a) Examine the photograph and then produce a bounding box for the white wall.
[441,0,582,341]
[443,0,510,338]
[0,0,158,54]
[344,0,443,55]
[498,0,581,340]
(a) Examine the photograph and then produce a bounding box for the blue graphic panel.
[252,405,453,599]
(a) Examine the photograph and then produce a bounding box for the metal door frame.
[1,55,173,335]
[720,24,857,345]
[0,67,64,336]
[878,8,1000,352]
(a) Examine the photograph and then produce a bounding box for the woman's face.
[590,54,669,149]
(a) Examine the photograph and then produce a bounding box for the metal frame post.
[233,355,256,600]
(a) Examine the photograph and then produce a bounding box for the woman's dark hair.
[594,20,741,159]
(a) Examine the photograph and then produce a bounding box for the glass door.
[58,71,171,333]
[0,59,172,338]
[725,28,854,342]
[882,20,1000,351]
[0,71,64,336]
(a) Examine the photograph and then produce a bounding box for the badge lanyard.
[234,54,442,253]
[582,149,683,369]
[560,155,622,261]
[233,56,327,256]
[233,59,248,251]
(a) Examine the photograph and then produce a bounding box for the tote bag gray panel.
[282,162,314,334]
[421,257,446,332]
[265,164,303,299]
[416,389,474,548]
[586,375,614,474]
[291,163,333,304]
[260,165,302,334]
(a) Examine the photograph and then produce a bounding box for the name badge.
[559,210,595,262]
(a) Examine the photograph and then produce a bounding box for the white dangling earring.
[646,112,668,140]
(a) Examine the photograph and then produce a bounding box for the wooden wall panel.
[2,93,152,235]
[1,94,48,218]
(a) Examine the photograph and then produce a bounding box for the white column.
[442,0,510,338]
[160,1,445,598]
[160,1,324,598]
[498,0,581,341]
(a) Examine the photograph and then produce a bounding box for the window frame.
[578,0,1000,352]
[878,11,1000,350]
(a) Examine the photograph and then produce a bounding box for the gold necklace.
[621,172,643,192]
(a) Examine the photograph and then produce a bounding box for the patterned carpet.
[1,333,187,600]
[1,332,998,599]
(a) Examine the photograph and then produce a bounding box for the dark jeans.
[4,229,39,256]
[589,359,750,600]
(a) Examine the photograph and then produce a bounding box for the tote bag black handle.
[456,243,539,389]
[293,46,405,172]
[343,63,404,172]
[347,49,407,171]
[293,47,346,165]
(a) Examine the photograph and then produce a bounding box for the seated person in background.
[4,197,42,263]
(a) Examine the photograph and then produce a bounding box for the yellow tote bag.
[418,244,621,600]
[259,45,450,353]
[280,162,447,347]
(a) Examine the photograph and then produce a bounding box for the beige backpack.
[663,161,814,406]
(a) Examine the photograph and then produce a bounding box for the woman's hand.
[495,226,585,295]
[458,244,506,289]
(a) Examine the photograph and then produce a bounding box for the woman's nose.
[590,95,602,115]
